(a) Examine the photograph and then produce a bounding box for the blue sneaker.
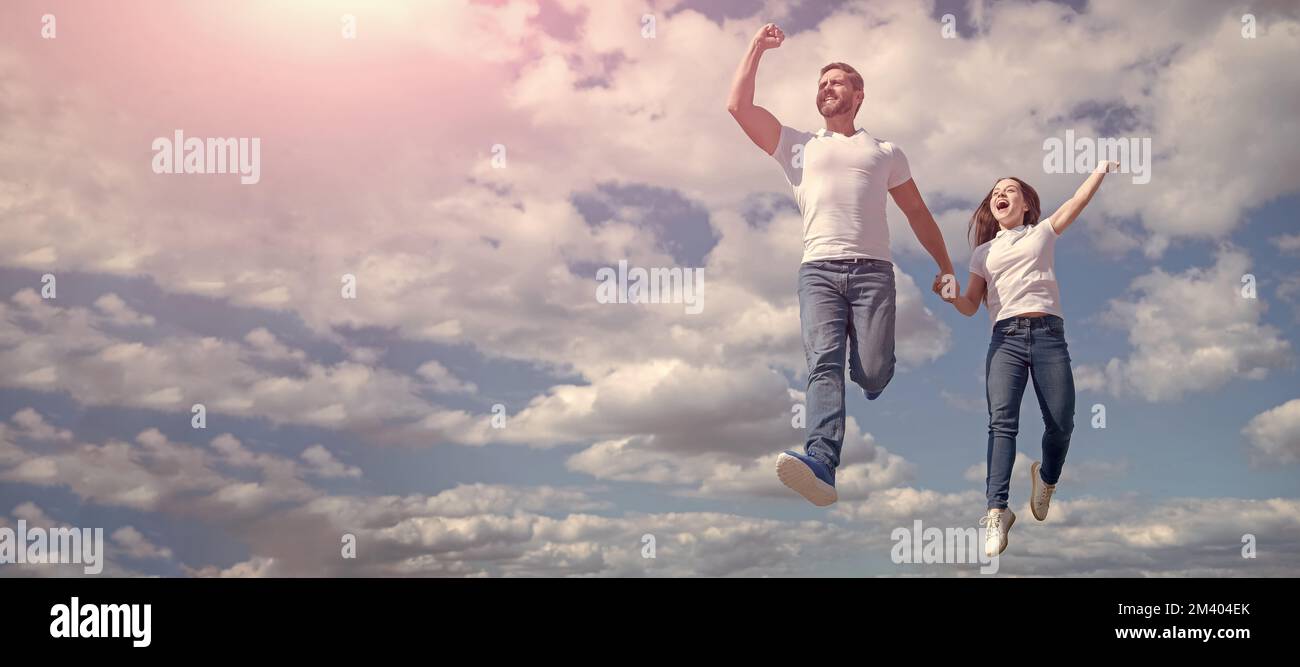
[776,450,837,506]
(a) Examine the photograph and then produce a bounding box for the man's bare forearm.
[909,214,955,275]
[727,43,765,113]
[727,24,783,154]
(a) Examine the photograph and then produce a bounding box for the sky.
[0,0,1298,577]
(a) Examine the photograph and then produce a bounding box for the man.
[727,23,954,506]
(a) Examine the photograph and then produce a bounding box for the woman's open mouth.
[995,200,1010,211]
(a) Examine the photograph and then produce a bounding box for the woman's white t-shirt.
[969,220,1063,326]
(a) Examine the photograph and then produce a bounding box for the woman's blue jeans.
[985,314,1075,510]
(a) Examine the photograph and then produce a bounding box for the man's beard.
[819,96,851,118]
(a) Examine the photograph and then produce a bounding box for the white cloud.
[0,290,484,446]
[0,0,1296,579]
[243,328,307,363]
[8,408,74,443]
[961,452,1129,487]
[940,389,984,413]
[0,409,323,518]
[189,556,280,578]
[300,444,363,479]
[565,415,915,502]
[93,293,155,327]
[111,526,175,561]
[1076,249,1292,401]
[1272,233,1300,255]
[4,408,1297,577]
[834,489,1300,577]
[1242,398,1300,465]
[416,360,478,394]
[495,360,799,452]
[0,503,151,577]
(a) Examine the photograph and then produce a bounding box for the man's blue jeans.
[798,259,897,470]
[984,314,1076,510]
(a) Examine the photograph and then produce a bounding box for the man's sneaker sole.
[1030,461,1048,521]
[776,453,837,507]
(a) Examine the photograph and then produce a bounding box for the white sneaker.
[978,508,1015,557]
[1029,461,1056,521]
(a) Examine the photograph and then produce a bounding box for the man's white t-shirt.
[771,126,912,264]
[968,220,1064,326]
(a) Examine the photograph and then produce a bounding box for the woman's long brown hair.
[967,177,1042,249]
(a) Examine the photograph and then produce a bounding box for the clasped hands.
[931,273,959,304]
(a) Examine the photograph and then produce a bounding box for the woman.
[936,161,1115,557]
